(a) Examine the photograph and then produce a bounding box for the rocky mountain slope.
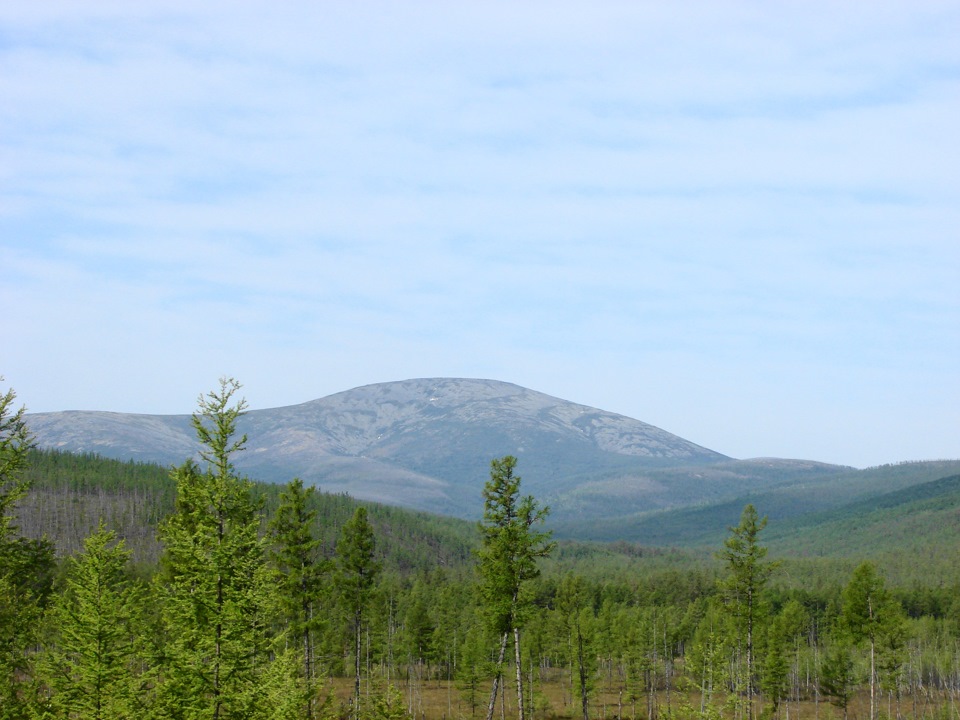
[28,378,736,518]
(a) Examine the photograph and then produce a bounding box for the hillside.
[16,448,478,572]
[553,460,960,554]
[15,447,960,591]
[26,378,730,519]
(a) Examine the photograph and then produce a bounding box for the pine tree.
[476,456,555,720]
[155,378,274,719]
[43,521,141,719]
[336,506,380,718]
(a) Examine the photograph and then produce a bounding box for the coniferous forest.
[3,378,960,720]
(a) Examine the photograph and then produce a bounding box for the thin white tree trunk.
[486,632,510,720]
[515,627,526,720]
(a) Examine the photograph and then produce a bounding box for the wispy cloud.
[1,1,957,466]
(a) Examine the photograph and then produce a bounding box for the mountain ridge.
[27,377,731,518]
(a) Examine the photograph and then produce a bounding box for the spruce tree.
[336,506,380,718]
[155,378,274,719]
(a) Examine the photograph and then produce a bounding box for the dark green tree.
[716,504,776,720]
[269,478,330,717]
[819,636,857,720]
[43,521,141,719]
[0,380,32,545]
[155,378,275,719]
[0,380,54,719]
[336,506,380,718]
[476,456,555,720]
[842,562,904,720]
[758,613,790,718]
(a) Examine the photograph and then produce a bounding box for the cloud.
[1,1,958,466]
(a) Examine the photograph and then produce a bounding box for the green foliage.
[716,505,777,718]
[457,622,493,718]
[41,521,141,719]
[0,379,53,719]
[269,477,331,712]
[0,380,34,544]
[840,562,905,720]
[476,456,555,635]
[338,506,381,714]
[820,637,858,719]
[364,683,408,720]
[554,461,960,554]
[155,378,275,719]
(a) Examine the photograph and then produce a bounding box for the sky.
[1,2,958,469]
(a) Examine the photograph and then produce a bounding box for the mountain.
[22,378,960,553]
[27,378,732,518]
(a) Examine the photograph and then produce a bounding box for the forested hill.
[17,449,960,585]
[17,448,478,572]
[552,460,960,557]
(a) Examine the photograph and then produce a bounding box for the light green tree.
[337,506,381,718]
[155,378,276,719]
[686,599,730,716]
[476,456,555,720]
[716,504,777,720]
[43,521,141,719]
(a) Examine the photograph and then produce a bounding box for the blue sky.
[2,1,957,468]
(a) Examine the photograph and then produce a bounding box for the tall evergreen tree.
[155,378,274,719]
[717,504,776,720]
[43,521,141,719]
[0,380,54,719]
[336,506,380,718]
[269,478,330,718]
[819,635,857,720]
[476,456,554,720]
[842,562,904,720]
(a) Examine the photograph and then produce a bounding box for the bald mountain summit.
[27,378,845,521]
